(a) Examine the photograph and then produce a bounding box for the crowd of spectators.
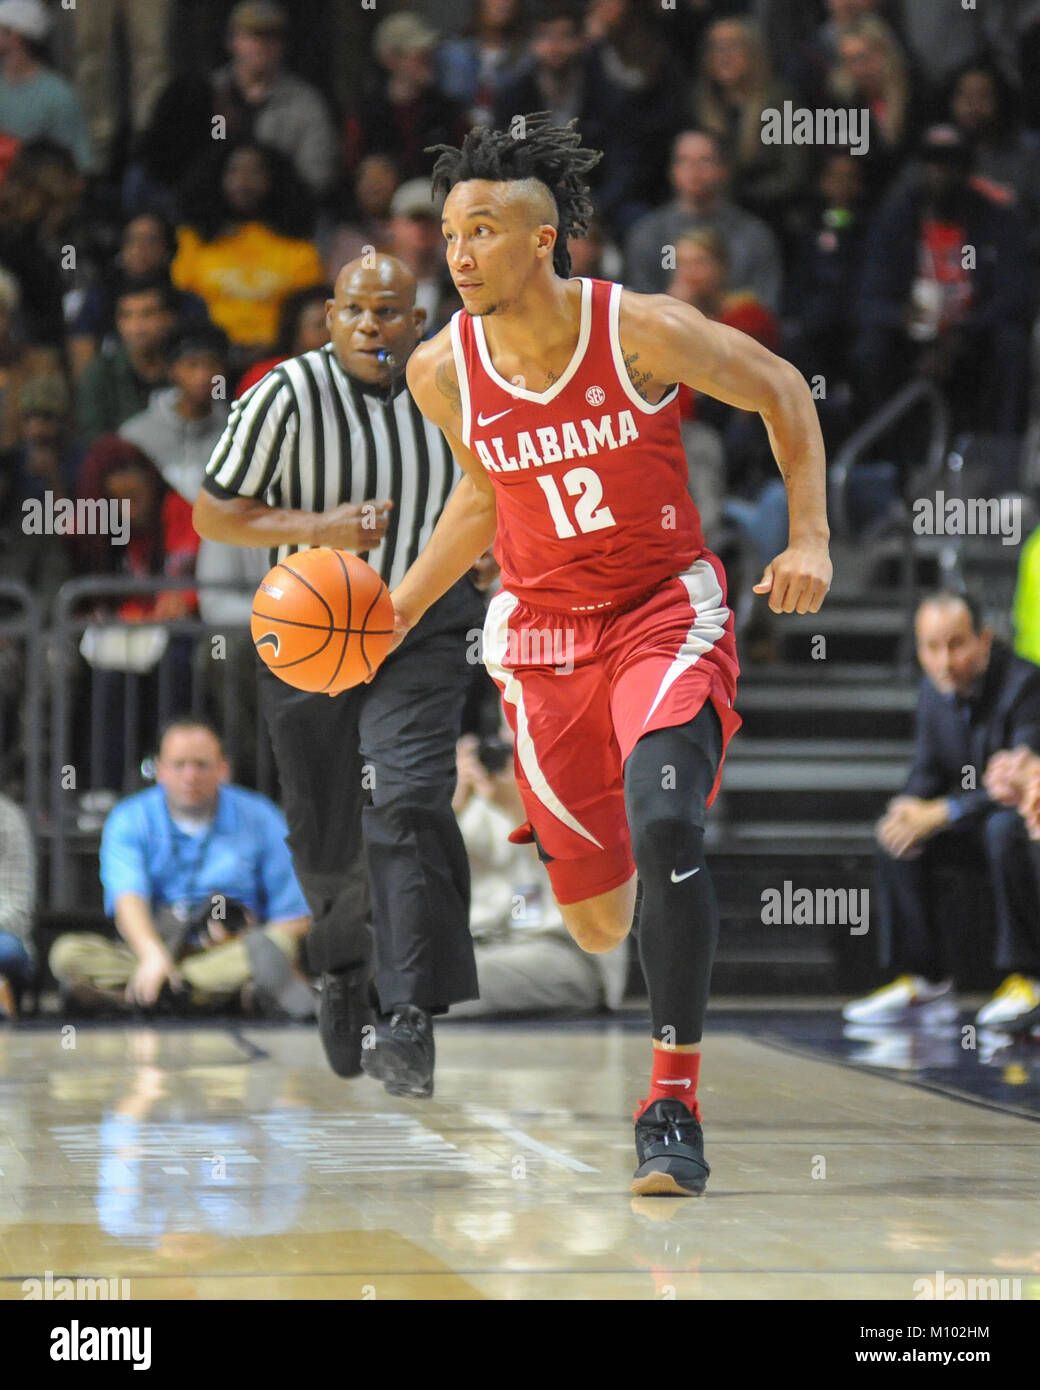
[0,0,1036,627]
[1,0,1040,1013]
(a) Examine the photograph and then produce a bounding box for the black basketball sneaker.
[317,963,376,1077]
[632,1099,710,1197]
[361,1004,435,1098]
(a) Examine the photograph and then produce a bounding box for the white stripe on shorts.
[642,557,730,727]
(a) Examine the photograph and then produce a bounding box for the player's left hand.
[753,540,832,614]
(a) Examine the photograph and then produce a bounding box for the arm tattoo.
[623,350,654,402]
[435,355,462,413]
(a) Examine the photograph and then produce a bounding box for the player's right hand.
[314,500,393,551]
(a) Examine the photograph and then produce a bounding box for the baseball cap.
[390,178,442,220]
[229,0,287,36]
[374,12,438,62]
[0,0,52,42]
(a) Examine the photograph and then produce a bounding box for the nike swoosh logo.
[670,867,700,883]
[658,1078,692,1088]
[477,408,512,426]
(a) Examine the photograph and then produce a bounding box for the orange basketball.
[251,548,396,693]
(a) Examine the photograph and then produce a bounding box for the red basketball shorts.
[482,552,742,905]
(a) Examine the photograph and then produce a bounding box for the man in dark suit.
[844,591,1040,1028]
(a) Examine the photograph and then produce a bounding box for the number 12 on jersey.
[536,466,617,539]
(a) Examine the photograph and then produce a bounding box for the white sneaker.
[842,975,957,1025]
[975,975,1040,1026]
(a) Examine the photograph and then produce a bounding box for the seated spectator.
[75,275,176,446]
[70,0,169,180]
[1013,522,1040,667]
[321,155,398,283]
[579,0,687,236]
[493,0,668,238]
[0,377,73,621]
[782,151,867,391]
[944,59,1040,241]
[11,373,81,503]
[826,15,921,198]
[625,129,782,310]
[119,322,231,505]
[667,227,781,536]
[893,0,1017,94]
[0,263,62,451]
[0,0,93,172]
[235,283,331,395]
[387,178,460,337]
[855,125,1033,435]
[446,733,628,1019]
[68,213,210,381]
[985,745,1040,1036]
[437,0,527,128]
[670,229,780,347]
[843,592,1040,1032]
[567,212,609,279]
[74,437,198,790]
[344,12,469,182]
[0,138,81,349]
[690,16,809,227]
[172,140,324,370]
[789,0,885,107]
[0,789,33,1019]
[49,720,315,1018]
[129,0,336,215]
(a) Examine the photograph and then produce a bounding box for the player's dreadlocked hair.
[425,112,603,279]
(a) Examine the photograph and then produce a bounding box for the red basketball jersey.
[450,276,706,612]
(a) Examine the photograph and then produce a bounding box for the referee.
[193,253,486,1097]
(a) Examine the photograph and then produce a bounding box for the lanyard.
[163,802,218,915]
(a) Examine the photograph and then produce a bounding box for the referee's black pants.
[258,623,479,1012]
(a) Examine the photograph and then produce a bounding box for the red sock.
[634,1048,702,1121]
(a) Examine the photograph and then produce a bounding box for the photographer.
[447,731,628,1019]
[49,720,314,1018]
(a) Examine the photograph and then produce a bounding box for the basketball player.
[376,115,832,1195]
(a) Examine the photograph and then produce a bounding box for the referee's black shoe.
[318,964,376,1078]
[631,1099,710,1197]
[361,1004,435,1098]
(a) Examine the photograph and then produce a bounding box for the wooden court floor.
[1,1018,1039,1300]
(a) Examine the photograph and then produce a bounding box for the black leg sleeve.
[623,703,723,1045]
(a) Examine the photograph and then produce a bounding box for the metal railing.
[46,576,276,910]
[0,579,44,839]
[828,378,952,541]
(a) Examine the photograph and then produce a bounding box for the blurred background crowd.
[2,0,1040,1021]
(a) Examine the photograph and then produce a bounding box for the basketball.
[251,548,396,693]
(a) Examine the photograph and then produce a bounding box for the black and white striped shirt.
[202,344,461,582]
